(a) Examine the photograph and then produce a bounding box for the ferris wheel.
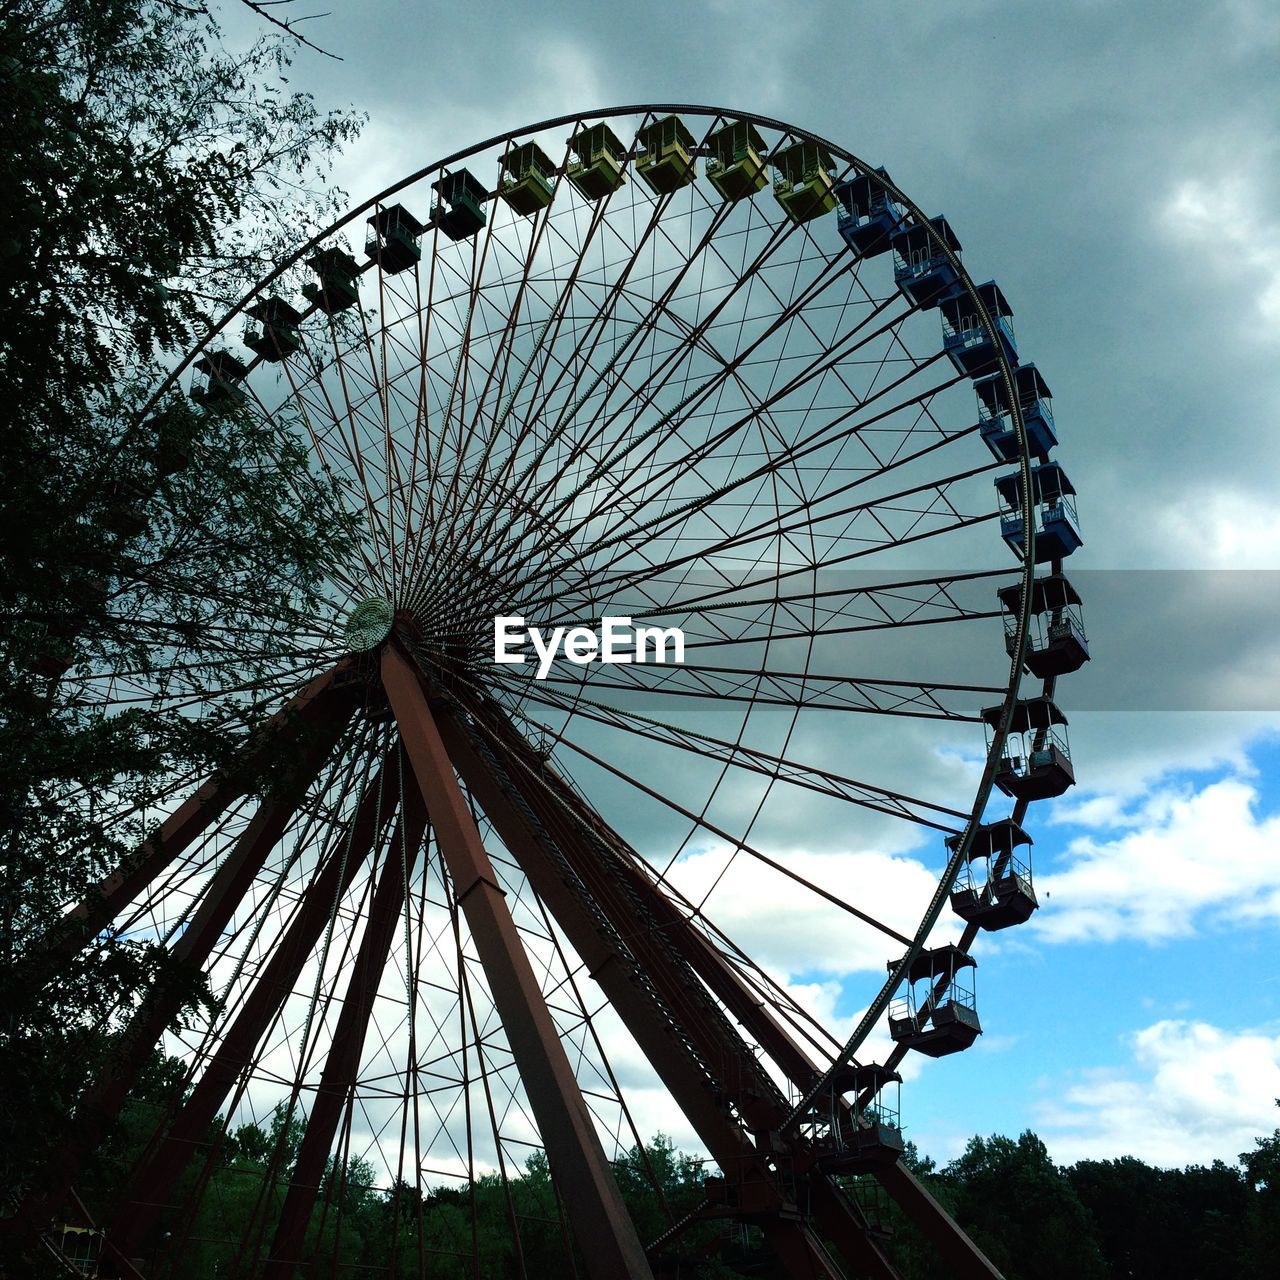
[28,106,1089,1279]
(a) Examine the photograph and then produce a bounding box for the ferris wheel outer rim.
[133,102,1042,1103]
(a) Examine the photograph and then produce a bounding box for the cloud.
[665,842,940,978]
[1034,774,1280,944]
[1037,1019,1280,1167]
[1161,170,1280,336]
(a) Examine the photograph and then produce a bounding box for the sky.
[215,0,1280,1173]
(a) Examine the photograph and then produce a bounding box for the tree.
[0,0,361,1257]
[1067,1155,1170,1277]
[1069,1154,1251,1278]
[942,1131,1106,1279]
[1241,1100,1280,1270]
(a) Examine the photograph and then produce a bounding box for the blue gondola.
[889,215,962,308]
[998,574,1090,678]
[939,280,1018,377]
[834,168,904,258]
[948,820,1038,930]
[888,945,981,1057]
[995,462,1083,562]
[975,364,1057,462]
[981,697,1075,800]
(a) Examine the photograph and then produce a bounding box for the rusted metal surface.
[380,642,654,1280]
[878,1161,1006,1280]
[10,695,353,1248]
[435,696,845,1279]
[103,754,402,1268]
[24,661,355,984]
[261,781,424,1279]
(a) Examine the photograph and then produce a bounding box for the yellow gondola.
[566,122,627,200]
[771,139,838,224]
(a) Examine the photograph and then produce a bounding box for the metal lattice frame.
[16,106,1080,1280]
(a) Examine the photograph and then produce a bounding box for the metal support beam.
[9,685,352,1245]
[21,661,354,984]
[433,697,844,1280]
[456,702,919,1280]
[877,1162,1005,1280]
[262,784,423,1279]
[503,712,1005,1280]
[380,643,654,1280]
[476,705,1003,1280]
[102,755,402,1271]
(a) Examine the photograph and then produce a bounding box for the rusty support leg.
[432,698,845,1280]
[9,693,352,1246]
[476,709,1006,1280]
[102,755,403,1270]
[877,1162,1004,1280]
[261,787,423,1280]
[526,776,985,1279]
[20,662,354,985]
[380,644,653,1280]
[458,709,912,1280]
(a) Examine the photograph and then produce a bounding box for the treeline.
[67,1082,736,1279]
[57,1072,1280,1279]
[883,1126,1279,1279]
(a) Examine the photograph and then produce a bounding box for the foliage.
[20,1037,1280,1280]
[65,1098,738,1279]
[1239,1100,1280,1272]
[0,0,361,1245]
[875,1121,1280,1280]
[54,1098,1280,1278]
[940,1131,1107,1278]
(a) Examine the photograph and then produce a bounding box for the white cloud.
[1160,170,1280,336]
[1035,774,1280,944]
[665,842,940,979]
[1157,488,1280,571]
[1037,1019,1280,1167]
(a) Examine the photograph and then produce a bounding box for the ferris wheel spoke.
[363,271,421,598]
[493,341,959,608]
[406,192,629,616]
[467,698,918,950]
[531,260,912,550]
[485,674,966,830]
[429,192,748,612]
[128,747,394,1269]
[105,738,401,1262]
[523,660,997,721]
[279,324,400,595]
[483,239,868,586]
[464,184,822,576]
[477,713,868,1069]
[633,567,1007,629]
[518,414,980,625]
[261,791,420,1279]
[110,716,379,965]
[518,459,1000,630]
[415,175,563,591]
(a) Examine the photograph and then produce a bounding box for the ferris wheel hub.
[343,595,395,652]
